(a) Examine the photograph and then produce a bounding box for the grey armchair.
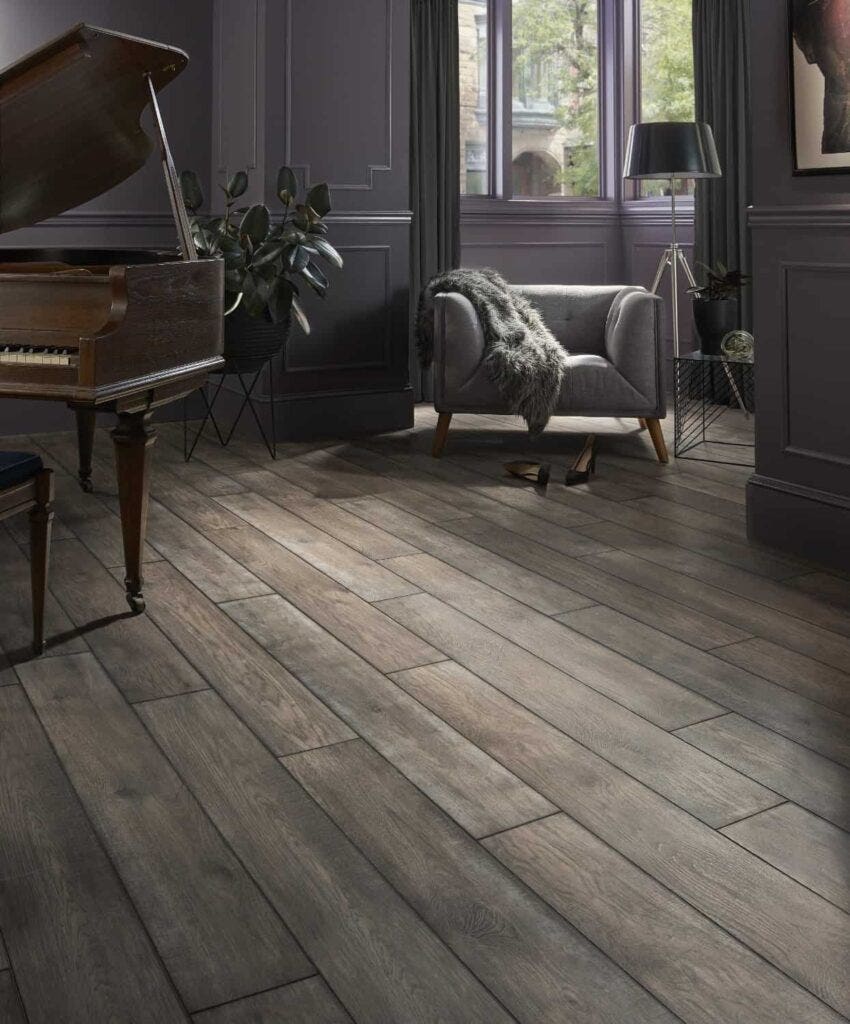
[430,284,668,463]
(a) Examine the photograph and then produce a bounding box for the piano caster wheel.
[127,593,146,615]
[79,477,94,493]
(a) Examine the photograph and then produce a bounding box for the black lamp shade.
[623,122,722,180]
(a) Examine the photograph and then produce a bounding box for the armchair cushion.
[516,285,640,356]
[0,451,43,490]
[434,285,665,420]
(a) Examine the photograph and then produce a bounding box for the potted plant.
[688,262,751,356]
[179,166,343,370]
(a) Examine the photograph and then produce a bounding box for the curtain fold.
[693,0,751,328]
[410,0,461,401]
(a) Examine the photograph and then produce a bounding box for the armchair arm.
[432,293,489,408]
[605,289,665,416]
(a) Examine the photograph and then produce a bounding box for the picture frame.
[790,0,850,176]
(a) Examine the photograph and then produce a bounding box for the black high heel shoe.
[564,435,596,486]
[504,461,551,487]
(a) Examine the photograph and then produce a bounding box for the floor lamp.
[623,122,722,358]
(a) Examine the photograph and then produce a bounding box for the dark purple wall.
[747,0,850,569]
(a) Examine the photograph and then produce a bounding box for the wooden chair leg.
[638,418,647,430]
[645,417,669,464]
[28,469,54,655]
[432,412,452,458]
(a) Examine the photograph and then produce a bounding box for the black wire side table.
[183,353,278,461]
[674,351,755,466]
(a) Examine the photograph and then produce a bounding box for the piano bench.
[0,455,54,655]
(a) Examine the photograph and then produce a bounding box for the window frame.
[459,0,695,212]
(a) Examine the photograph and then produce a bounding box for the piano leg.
[74,408,97,492]
[111,410,155,614]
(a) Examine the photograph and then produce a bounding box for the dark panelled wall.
[747,0,850,570]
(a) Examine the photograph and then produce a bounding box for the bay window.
[459,0,695,203]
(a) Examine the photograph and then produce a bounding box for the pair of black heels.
[505,435,597,488]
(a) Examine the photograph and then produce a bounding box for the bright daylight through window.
[639,0,696,196]
[512,0,599,197]
[460,0,695,200]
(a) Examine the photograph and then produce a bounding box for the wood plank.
[379,596,776,827]
[140,425,246,497]
[0,971,27,1024]
[624,494,750,543]
[18,652,310,1012]
[585,546,850,673]
[0,685,186,1023]
[230,474,422,561]
[211,525,440,673]
[674,713,850,833]
[224,592,554,836]
[215,492,419,601]
[146,501,272,604]
[137,562,353,754]
[443,449,804,580]
[721,803,850,914]
[237,448,374,499]
[191,977,352,1024]
[0,530,86,659]
[486,814,846,1024]
[151,464,248,533]
[288,739,677,1024]
[713,637,850,717]
[275,495,420,560]
[47,539,206,703]
[787,571,850,611]
[379,554,726,732]
[561,603,850,767]
[578,520,850,638]
[137,690,513,1024]
[445,514,749,649]
[340,496,593,614]
[327,445,484,523]
[391,659,850,1018]
[366,442,605,532]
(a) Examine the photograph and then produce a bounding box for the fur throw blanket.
[416,268,568,434]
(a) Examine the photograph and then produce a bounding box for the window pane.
[512,0,599,198]
[460,0,489,196]
[639,0,695,197]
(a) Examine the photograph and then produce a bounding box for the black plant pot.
[222,305,291,374]
[692,297,739,356]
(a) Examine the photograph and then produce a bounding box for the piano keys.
[0,25,224,613]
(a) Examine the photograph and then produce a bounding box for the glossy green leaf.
[310,238,343,269]
[291,296,311,334]
[180,170,204,212]
[306,182,331,218]
[239,204,270,247]
[277,166,298,204]
[300,261,329,296]
[269,277,295,324]
[227,170,249,199]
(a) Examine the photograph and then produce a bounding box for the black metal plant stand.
[674,351,755,467]
[183,354,277,461]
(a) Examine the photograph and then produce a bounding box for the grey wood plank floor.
[1,407,849,1023]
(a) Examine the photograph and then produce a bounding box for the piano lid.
[0,23,188,235]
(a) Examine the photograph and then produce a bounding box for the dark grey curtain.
[411,0,460,401]
[693,0,751,327]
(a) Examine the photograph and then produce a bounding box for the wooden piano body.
[0,26,223,613]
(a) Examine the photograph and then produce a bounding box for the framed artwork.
[790,0,850,175]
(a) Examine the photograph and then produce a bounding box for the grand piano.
[0,24,224,612]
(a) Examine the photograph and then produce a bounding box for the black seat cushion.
[0,451,43,490]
